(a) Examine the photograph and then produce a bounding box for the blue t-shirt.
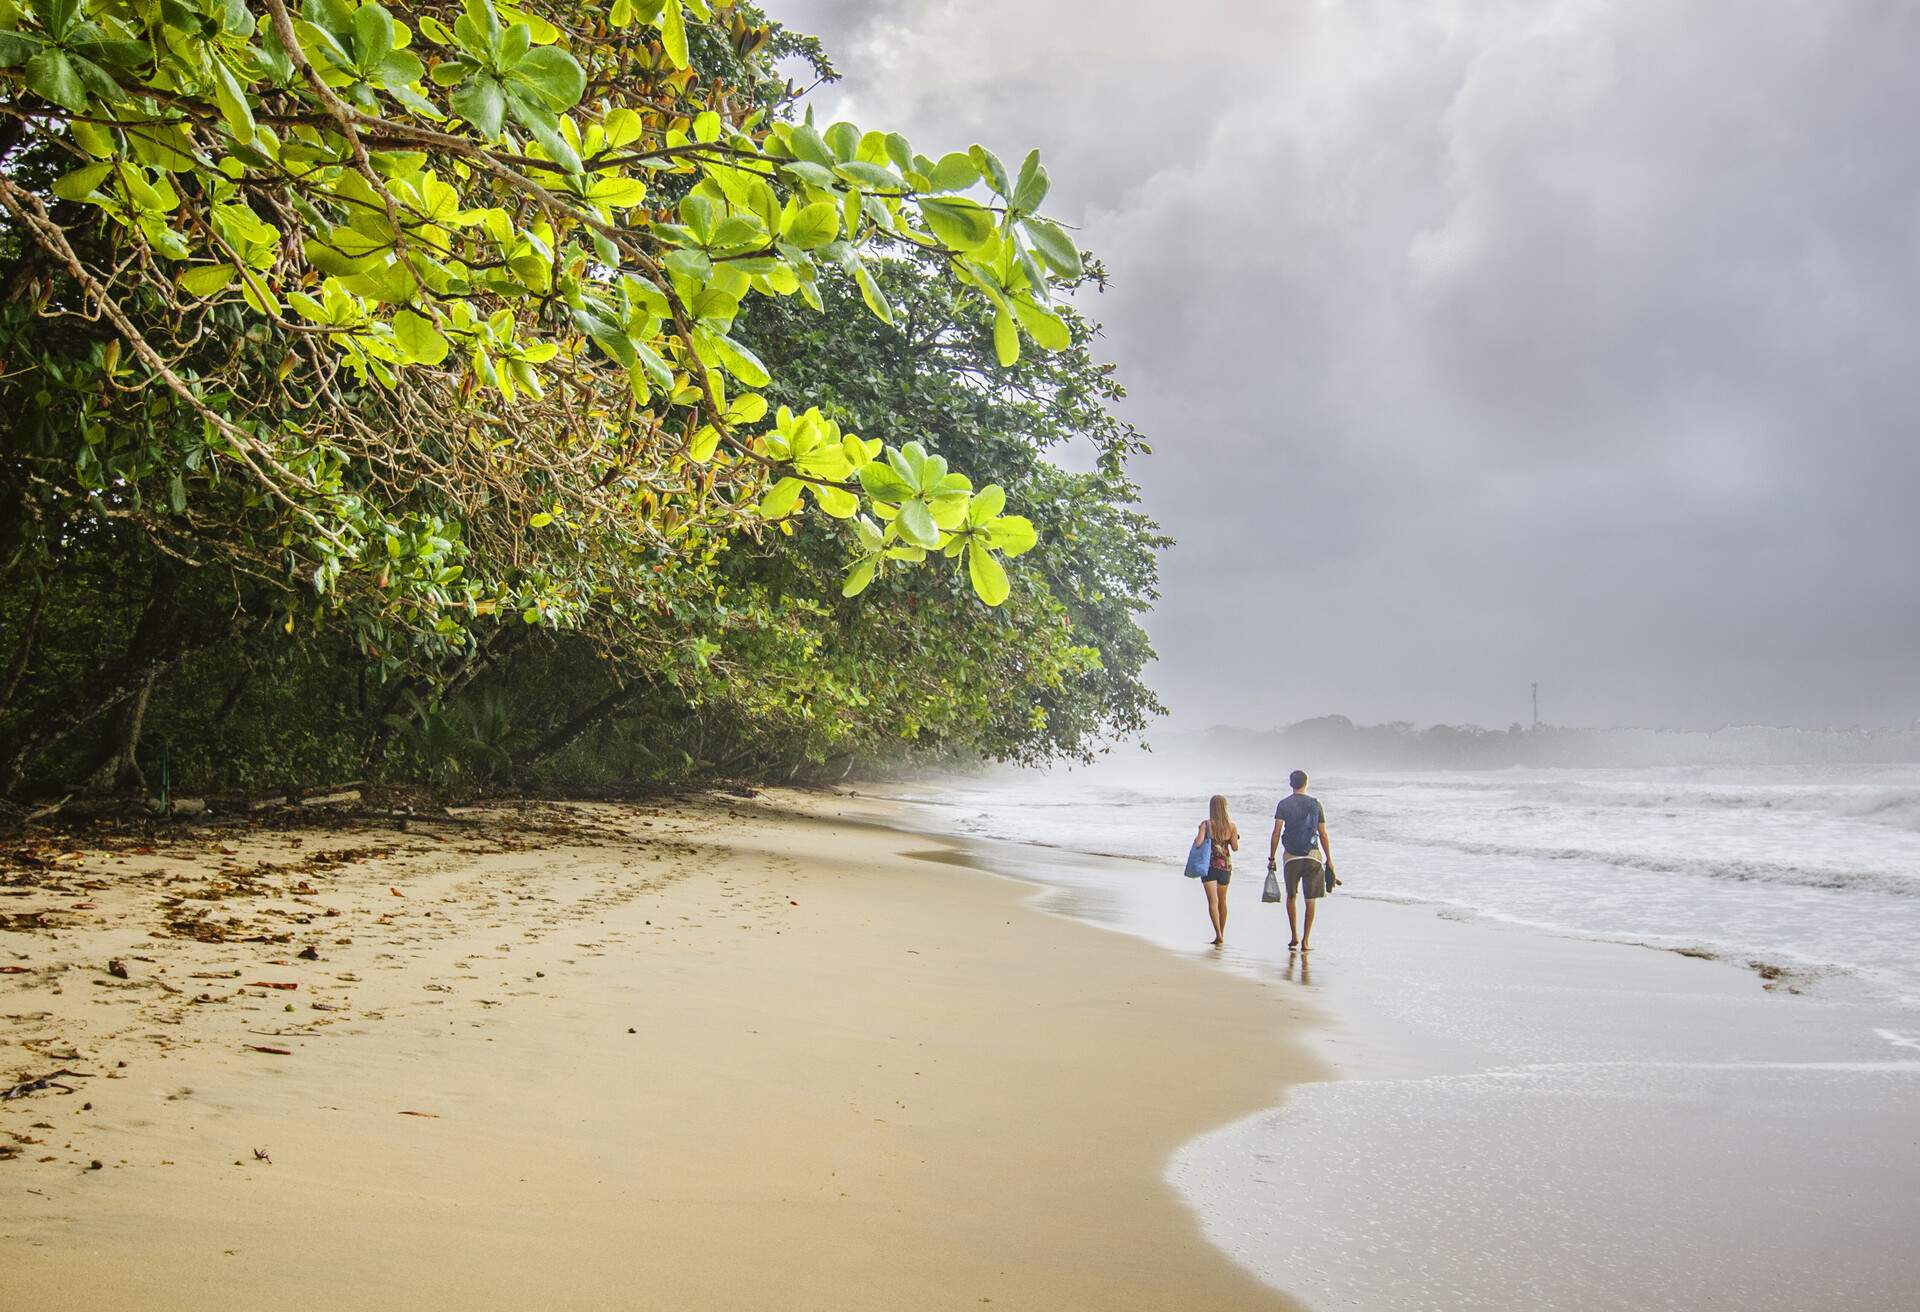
[1274,794,1325,857]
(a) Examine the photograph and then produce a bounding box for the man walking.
[1267,769,1332,953]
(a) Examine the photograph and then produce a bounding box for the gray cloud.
[780,0,1920,730]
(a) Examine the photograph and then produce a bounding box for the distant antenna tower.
[1531,682,1540,728]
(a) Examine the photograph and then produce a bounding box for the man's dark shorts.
[1283,854,1325,900]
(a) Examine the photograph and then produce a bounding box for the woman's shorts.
[1202,867,1231,885]
[1283,855,1326,900]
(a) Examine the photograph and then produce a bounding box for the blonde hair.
[1208,794,1232,837]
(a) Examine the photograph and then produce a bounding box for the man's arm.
[1318,821,1332,863]
[1267,818,1284,869]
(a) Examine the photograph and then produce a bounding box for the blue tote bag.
[1183,827,1212,878]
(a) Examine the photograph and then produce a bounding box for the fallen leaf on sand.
[397,1110,439,1118]
[245,1045,292,1055]
[0,966,29,974]
[71,902,97,910]
[388,887,405,897]
[250,981,298,990]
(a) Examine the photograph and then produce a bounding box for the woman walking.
[1194,794,1239,945]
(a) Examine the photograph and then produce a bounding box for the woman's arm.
[1195,820,1210,845]
[1228,825,1241,851]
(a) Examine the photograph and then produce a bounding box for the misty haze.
[3,3,1916,1312]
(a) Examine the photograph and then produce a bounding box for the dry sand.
[1,791,1317,1310]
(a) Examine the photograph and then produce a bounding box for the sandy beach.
[1,791,1317,1310]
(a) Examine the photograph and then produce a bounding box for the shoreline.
[2,791,1319,1310]
[878,785,1920,1312]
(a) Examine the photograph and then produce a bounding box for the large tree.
[0,0,1163,797]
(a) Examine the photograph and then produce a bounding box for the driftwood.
[3,1068,95,1100]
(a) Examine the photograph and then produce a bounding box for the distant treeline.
[1197,716,1920,770]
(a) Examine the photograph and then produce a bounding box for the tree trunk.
[511,678,650,771]
[0,582,47,715]
[361,627,526,775]
[83,668,156,795]
[1,570,213,795]
[210,668,252,729]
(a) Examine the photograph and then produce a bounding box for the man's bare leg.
[1285,892,1299,949]
[1300,896,1317,952]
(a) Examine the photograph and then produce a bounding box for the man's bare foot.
[1287,939,1298,949]
[1211,936,1224,946]
[1299,943,1311,953]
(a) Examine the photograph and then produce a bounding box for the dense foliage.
[0,0,1164,801]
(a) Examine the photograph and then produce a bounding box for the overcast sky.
[779,0,1920,731]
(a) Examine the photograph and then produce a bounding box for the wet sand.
[918,822,1920,1312]
[1,792,1318,1310]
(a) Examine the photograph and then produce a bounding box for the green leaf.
[714,336,769,387]
[919,197,994,252]
[758,476,803,519]
[69,118,114,157]
[858,463,914,501]
[853,263,893,325]
[452,76,506,136]
[969,145,1011,197]
[498,21,532,67]
[781,160,838,190]
[824,121,860,162]
[25,48,86,111]
[1012,298,1070,352]
[179,263,238,296]
[689,425,722,462]
[726,393,768,425]
[211,58,256,139]
[788,122,834,167]
[925,152,979,192]
[0,33,40,69]
[897,499,940,548]
[967,542,1010,606]
[1012,149,1049,211]
[658,0,687,68]
[968,484,1006,525]
[784,200,839,250]
[842,559,876,598]
[512,45,585,108]
[665,248,712,282]
[529,512,554,527]
[507,95,581,172]
[353,3,397,67]
[1021,217,1082,278]
[987,514,1038,557]
[992,306,1019,366]
[836,160,899,191]
[51,160,112,202]
[42,0,82,39]
[392,309,450,364]
[814,484,858,518]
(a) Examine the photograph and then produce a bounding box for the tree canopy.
[0,0,1165,802]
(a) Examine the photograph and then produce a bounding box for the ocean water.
[881,762,1920,1311]
[896,762,1920,1007]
